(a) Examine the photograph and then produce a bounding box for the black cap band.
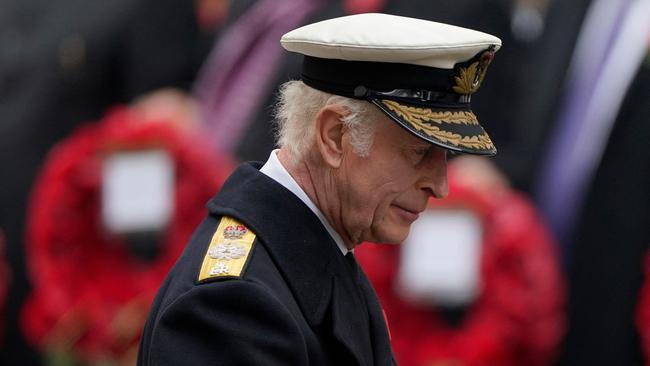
[301,56,477,108]
[302,56,456,93]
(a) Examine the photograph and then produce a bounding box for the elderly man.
[138,13,500,366]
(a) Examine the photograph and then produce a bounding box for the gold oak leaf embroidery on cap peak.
[381,100,479,126]
[420,126,494,151]
[381,100,494,150]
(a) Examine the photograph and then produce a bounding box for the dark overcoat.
[138,162,395,365]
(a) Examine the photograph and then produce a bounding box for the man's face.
[336,115,448,245]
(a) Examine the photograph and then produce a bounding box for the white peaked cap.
[280,13,502,156]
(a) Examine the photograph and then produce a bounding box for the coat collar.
[207,162,340,325]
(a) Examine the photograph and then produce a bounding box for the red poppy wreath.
[21,107,231,365]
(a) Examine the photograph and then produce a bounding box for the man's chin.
[369,228,411,245]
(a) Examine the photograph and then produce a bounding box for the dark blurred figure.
[524,0,650,364]
[0,231,9,348]
[0,0,214,364]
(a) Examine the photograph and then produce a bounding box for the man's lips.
[391,204,423,222]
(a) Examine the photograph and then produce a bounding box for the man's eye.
[414,148,429,156]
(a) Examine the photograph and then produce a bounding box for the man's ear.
[315,105,347,169]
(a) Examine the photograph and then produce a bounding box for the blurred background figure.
[356,157,565,366]
[0,231,10,348]
[640,252,650,365]
[0,0,224,364]
[525,0,650,364]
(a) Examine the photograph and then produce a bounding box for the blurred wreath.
[21,107,231,366]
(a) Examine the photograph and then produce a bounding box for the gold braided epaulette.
[197,217,256,283]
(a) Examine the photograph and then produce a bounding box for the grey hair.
[274,80,382,162]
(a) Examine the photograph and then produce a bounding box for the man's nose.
[420,148,448,199]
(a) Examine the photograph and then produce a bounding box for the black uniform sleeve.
[145,280,309,365]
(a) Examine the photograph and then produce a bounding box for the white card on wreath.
[102,150,174,234]
[397,209,482,307]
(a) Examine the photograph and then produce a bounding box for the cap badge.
[452,47,496,96]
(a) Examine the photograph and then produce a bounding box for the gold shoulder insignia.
[197,216,256,283]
